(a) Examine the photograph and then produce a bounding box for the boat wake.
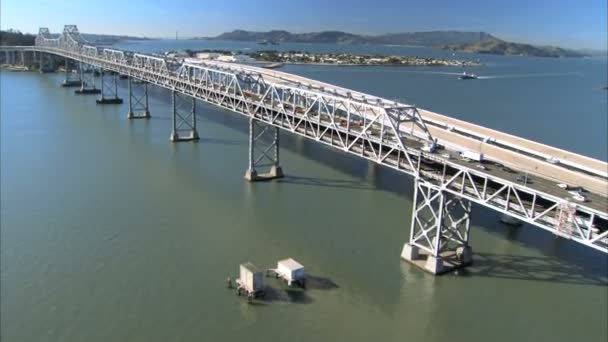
[477,72,582,79]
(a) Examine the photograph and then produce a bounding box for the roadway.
[205,60,608,200]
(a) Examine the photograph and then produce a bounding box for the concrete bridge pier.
[127,77,150,119]
[75,62,100,95]
[169,90,199,142]
[401,179,473,275]
[96,70,123,104]
[244,119,284,181]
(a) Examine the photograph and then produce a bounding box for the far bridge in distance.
[2,25,607,275]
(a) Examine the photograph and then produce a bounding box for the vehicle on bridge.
[3,24,606,275]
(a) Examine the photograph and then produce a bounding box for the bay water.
[1,40,606,341]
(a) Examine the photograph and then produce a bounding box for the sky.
[1,0,606,50]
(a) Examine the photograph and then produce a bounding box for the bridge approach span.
[2,25,606,274]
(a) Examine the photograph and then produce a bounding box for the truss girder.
[428,162,608,252]
[21,25,608,253]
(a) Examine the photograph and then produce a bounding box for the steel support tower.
[244,118,284,181]
[127,77,150,119]
[401,179,473,274]
[96,70,123,104]
[61,58,82,87]
[169,90,199,142]
[75,62,100,95]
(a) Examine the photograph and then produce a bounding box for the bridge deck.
[2,35,607,252]
[206,60,608,197]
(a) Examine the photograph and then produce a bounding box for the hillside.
[1,30,149,46]
[368,31,498,46]
[204,29,589,58]
[205,30,498,46]
[81,33,151,45]
[0,30,35,46]
[443,39,588,58]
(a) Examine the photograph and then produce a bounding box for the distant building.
[217,54,254,63]
[196,52,221,60]
[184,58,206,65]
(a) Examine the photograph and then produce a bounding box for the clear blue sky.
[1,0,606,49]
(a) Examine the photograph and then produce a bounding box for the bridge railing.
[103,49,127,65]
[25,26,607,253]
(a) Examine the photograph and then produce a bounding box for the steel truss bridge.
[2,25,607,274]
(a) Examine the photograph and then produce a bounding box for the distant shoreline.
[253,61,476,67]
[174,49,481,67]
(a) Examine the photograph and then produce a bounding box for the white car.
[476,164,487,170]
[572,194,587,202]
[557,183,569,189]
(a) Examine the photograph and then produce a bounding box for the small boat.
[458,72,478,80]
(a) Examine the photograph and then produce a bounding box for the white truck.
[460,150,484,162]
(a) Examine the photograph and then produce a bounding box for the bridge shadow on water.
[117,85,412,194]
[468,209,608,286]
[454,252,608,287]
[196,101,606,286]
[199,137,246,146]
[277,175,377,191]
[98,78,604,284]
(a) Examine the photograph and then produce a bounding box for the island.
[442,39,588,58]
[248,51,480,66]
[169,49,481,67]
[196,29,589,59]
